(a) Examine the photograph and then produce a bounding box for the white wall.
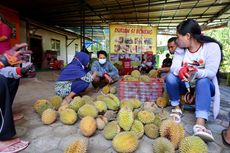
[67,39,81,63]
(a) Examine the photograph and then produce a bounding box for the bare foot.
[13,113,24,121]
[0,138,20,151]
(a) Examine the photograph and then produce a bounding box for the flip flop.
[221,129,230,147]
[169,108,183,123]
[193,124,214,142]
[13,113,24,121]
[0,140,29,153]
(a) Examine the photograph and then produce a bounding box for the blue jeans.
[166,73,215,120]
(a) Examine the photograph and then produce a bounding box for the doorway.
[30,35,43,69]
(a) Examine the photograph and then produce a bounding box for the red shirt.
[0,22,12,54]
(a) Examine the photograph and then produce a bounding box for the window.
[51,39,60,56]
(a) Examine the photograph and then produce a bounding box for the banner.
[110,24,157,54]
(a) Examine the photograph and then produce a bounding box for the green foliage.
[205,27,230,72]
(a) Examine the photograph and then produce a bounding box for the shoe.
[169,108,183,123]
[193,124,214,142]
[0,139,29,153]
[221,129,230,147]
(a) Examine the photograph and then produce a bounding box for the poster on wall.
[110,24,157,54]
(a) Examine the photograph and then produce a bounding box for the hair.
[0,14,13,29]
[177,19,223,61]
[166,53,170,57]
[168,37,177,43]
[97,50,107,58]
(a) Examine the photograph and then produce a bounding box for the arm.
[196,43,221,79]
[0,67,21,79]
[108,62,119,78]
[91,61,104,77]
[170,48,184,76]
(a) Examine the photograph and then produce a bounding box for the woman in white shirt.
[166,19,222,142]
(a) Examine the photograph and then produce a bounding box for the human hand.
[178,66,189,81]
[1,43,32,66]
[104,73,113,83]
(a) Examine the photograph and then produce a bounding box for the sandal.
[193,124,214,142]
[0,140,29,153]
[13,113,24,121]
[221,129,230,147]
[169,108,183,123]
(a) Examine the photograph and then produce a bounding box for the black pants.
[0,74,20,140]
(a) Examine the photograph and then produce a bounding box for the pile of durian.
[123,69,159,82]
[33,92,208,153]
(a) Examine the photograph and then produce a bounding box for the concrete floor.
[12,71,230,153]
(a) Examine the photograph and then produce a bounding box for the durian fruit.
[103,121,120,140]
[160,120,185,148]
[69,96,85,112]
[104,110,117,121]
[143,102,160,113]
[156,97,168,108]
[131,98,142,109]
[102,85,110,94]
[144,123,159,139]
[50,95,62,110]
[118,107,134,131]
[148,69,158,78]
[78,104,98,118]
[96,115,107,130]
[139,75,151,82]
[112,131,139,153]
[124,76,139,81]
[137,110,155,124]
[79,116,97,137]
[131,70,141,78]
[130,120,144,139]
[179,136,208,153]
[158,110,170,120]
[41,108,57,125]
[58,104,69,113]
[109,86,117,94]
[103,97,119,110]
[59,108,77,125]
[64,139,87,153]
[33,99,52,115]
[96,94,107,101]
[81,95,94,105]
[162,91,170,105]
[121,99,134,110]
[95,101,107,113]
[107,94,120,107]
[153,137,175,153]
[153,114,162,127]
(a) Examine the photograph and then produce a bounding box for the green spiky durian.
[58,104,69,113]
[162,91,170,105]
[121,99,134,111]
[144,123,159,139]
[33,99,52,115]
[112,131,139,153]
[131,70,141,78]
[64,139,87,153]
[137,110,155,124]
[131,98,142,109]
[153,114,162,127]
[50,95,62,110]
[69,96,85,112]
[107,94,120,107]
[80,116,97,137]
[124,76,139,81]
[143,102,159,113]
[179,136,208,153]
[148,69,158,78]
[96,95,107,101]
[139,75,151,82]
[102,85,110,94]
[81,95,94,105]
[78,104,98,118]
[153,137,175,153]
[160,120,185,148]
[103,97,119,110]
[156,97,168,108]
[60,108,77,125]
[130,120,144,139]
[41,108,57,125]
[103,121,120,140]
[95,101,107,113]
[118,106,134,131]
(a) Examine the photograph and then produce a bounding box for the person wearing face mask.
[166,19,222,142]
[91,50,119,88]
[55,52,98,105]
